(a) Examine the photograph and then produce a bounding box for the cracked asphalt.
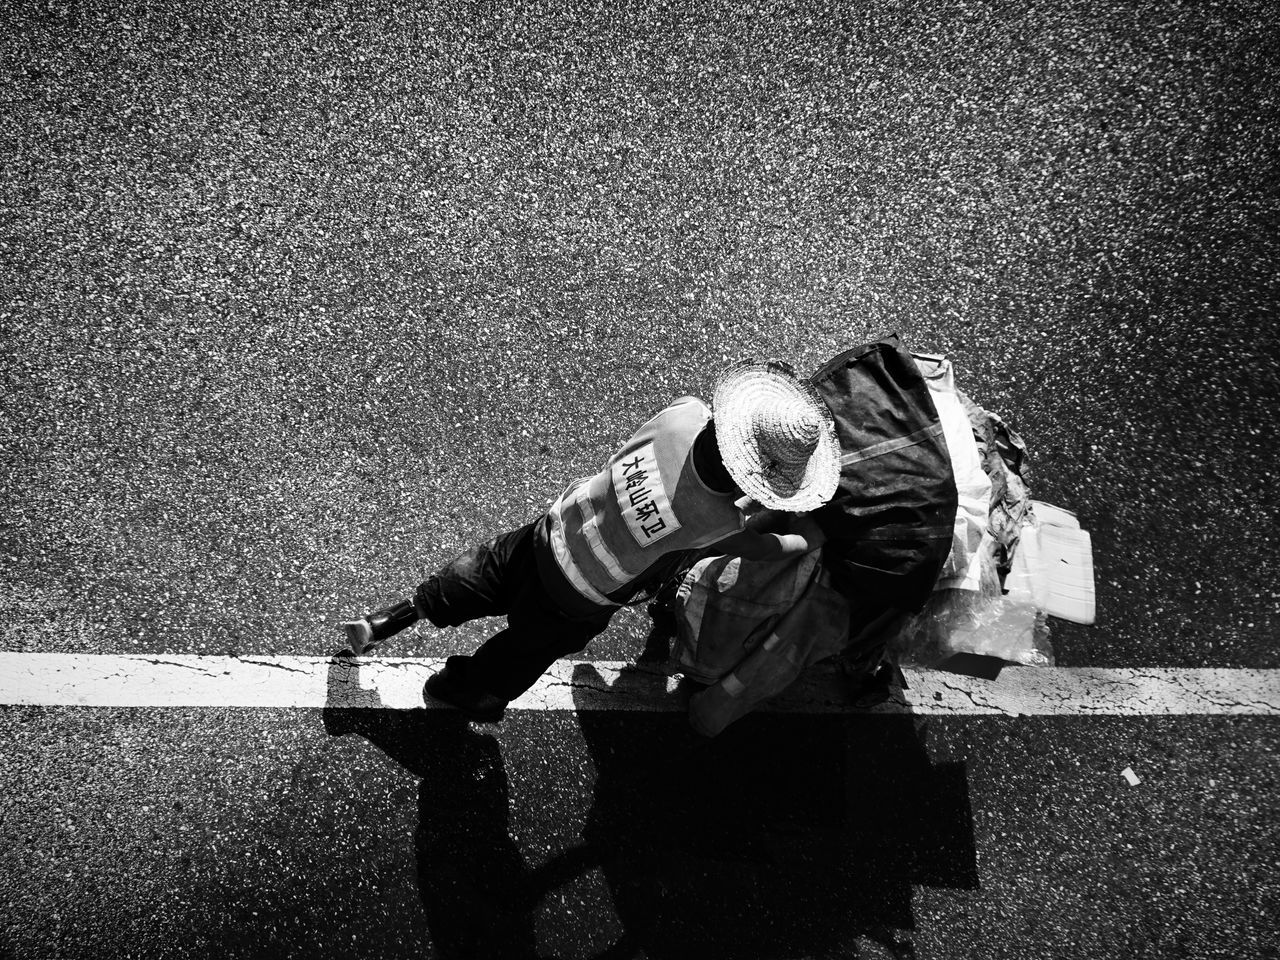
[1,1,1277,957]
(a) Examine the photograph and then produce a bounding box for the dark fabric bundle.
[810,335,960,613]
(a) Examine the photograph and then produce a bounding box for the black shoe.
[339,598,421,656]
[425,659,507,724]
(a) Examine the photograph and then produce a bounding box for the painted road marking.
[1,654,1277,715]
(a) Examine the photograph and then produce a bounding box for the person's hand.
[745,507,787,534]
[340,618,375,656]
[790,513,827,551]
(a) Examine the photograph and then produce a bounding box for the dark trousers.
[414,521,614,701]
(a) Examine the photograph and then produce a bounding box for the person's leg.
[465,614,609,701]
[413,523,534,628]
[425,557,613,718]
[425,613,609,722]
[341,522,536,654]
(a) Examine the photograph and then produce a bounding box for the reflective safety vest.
[546,397,746,606]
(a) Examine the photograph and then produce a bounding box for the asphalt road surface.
[2,1,1277,958]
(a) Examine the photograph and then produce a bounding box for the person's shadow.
[556,662,980,960]
[322,654,979,960]
[322,655,543,959]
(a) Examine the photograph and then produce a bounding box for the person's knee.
[414,576,463,628]
[416,538,514,627]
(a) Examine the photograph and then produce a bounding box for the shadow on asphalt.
[565,662,978,960]
[322,654,541,958]
[322,656,978,960]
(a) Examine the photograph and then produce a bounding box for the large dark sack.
[810,335,959,613]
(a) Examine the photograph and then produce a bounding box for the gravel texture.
[1,0,1277,665]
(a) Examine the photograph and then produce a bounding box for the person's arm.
[711,513,826,561]
[742,506,788,535]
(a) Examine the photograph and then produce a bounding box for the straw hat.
[711,359,841,512]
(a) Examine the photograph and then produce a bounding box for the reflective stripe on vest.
[546,492,617,608]
[574,485,630,584]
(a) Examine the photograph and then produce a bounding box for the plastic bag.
[888,522,1054,667]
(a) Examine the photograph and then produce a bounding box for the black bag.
[810,334,959,613]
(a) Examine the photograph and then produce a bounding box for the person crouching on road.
[341,359,841,723]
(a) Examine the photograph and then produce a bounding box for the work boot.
[425,657,507,723]
[340,598,420,656]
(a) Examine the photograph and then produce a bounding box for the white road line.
[1,654,1278,715]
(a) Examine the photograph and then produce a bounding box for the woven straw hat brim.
[712,360,841,512]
